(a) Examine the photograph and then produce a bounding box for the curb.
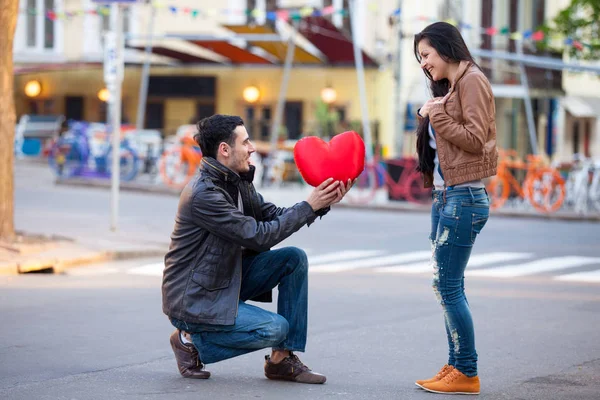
[0,248,166,276]
[55,178,600,222]
[336,203,600,222]
[55,177,181,196]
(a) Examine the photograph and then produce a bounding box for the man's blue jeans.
[430,187,490,377]
[170,246,308,364]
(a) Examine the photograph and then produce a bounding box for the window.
[44,0,54,48]
[24,0,56,49]
[100,6,130,47]
[27,0,36,47]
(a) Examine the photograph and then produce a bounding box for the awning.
[187,40,273,64]
[223,25,322,64]
[129,46,217,63]
[561,96,600,118]
[298,16,378,67]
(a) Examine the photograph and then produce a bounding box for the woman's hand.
[419,97,443,118]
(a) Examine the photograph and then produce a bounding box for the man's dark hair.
[194,114,244,158]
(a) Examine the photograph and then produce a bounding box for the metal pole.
[393,1,404,157]
[349,0,374,163]
[109,3,124,231]
[267,20,297,172]
[135,3,156,131]
[516,0,538,155]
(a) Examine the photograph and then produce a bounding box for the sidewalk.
[6,160,598,276]
[0,234,165,275]
[55,176,600,222]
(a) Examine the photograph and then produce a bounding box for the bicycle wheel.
[485,176,509,210]
[404,172,432,204]
[107,146,139,182]
[48,137,85,178]
[589,172,600,212]
[159,147,195,189]
[344,164,380,205]
[526,169,566,213]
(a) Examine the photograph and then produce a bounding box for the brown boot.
[264,352,326,384]
[421,368,480,395]
[415,364,455,388]
[169,330,210,379]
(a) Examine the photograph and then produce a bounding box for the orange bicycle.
[159,135,202,189]
[486,149,565,213]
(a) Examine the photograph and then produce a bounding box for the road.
[1,161,599,399]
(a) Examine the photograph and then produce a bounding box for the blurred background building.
[11,0,600,161]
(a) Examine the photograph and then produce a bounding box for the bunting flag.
[19,4,599,53]
[406,15,598,52]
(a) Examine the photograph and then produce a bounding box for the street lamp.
[243,85,261,103]
[320,86,337,104]
[98,88,110,102]
[24,80,42,98]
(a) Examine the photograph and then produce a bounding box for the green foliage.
[540,0,600,60]
[314,99,339,138]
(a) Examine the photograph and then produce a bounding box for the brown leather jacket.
[419,61,498,188]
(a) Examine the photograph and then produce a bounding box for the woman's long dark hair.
[413,22,478,173]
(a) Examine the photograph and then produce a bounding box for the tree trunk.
[0,0,19,240]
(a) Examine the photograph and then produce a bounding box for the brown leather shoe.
[169,329,210,379]
[264,352,326,384]
[421,368,480,395]
[415,364,455,388]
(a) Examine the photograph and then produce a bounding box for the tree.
[540,0,600,60]
[0,0,19,240]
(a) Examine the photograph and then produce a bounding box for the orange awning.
[188,41,273,64]
[224,25,322,64]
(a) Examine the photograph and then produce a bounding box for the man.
[162,114,352,384]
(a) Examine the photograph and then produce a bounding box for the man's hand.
[306,178,340,212]
[328,179,355,206]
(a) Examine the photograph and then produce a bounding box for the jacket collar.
[201,157,255,185]
[450,60,473,90]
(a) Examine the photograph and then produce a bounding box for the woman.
[412,22,498,395]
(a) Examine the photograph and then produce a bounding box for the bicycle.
[345,155,431,205]
[158,134,202,189]
[560,155,600,214]
[48,121,139,181]
[485,149,565,213]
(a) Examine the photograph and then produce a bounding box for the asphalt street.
[2,161,599,399]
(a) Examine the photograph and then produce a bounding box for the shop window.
[573,120,580,155]
[244,105,273,141]
[65,96,84,121]
[284,102,303,140]
[195,103,215,122]
[584,120,591,158]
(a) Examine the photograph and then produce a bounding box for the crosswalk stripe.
[127,263,164,277]
[554,269,600,283]
[309,251,431,273]
[375,252,533,274]
[465,256,600,278]
[309,250,384,265]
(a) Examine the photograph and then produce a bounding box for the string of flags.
[407,15,599,51]
[19,3,347,22]
[18,4,598,52]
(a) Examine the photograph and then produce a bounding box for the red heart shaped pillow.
[293,131,366,187]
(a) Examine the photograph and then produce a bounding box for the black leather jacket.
[162,157,323,326]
